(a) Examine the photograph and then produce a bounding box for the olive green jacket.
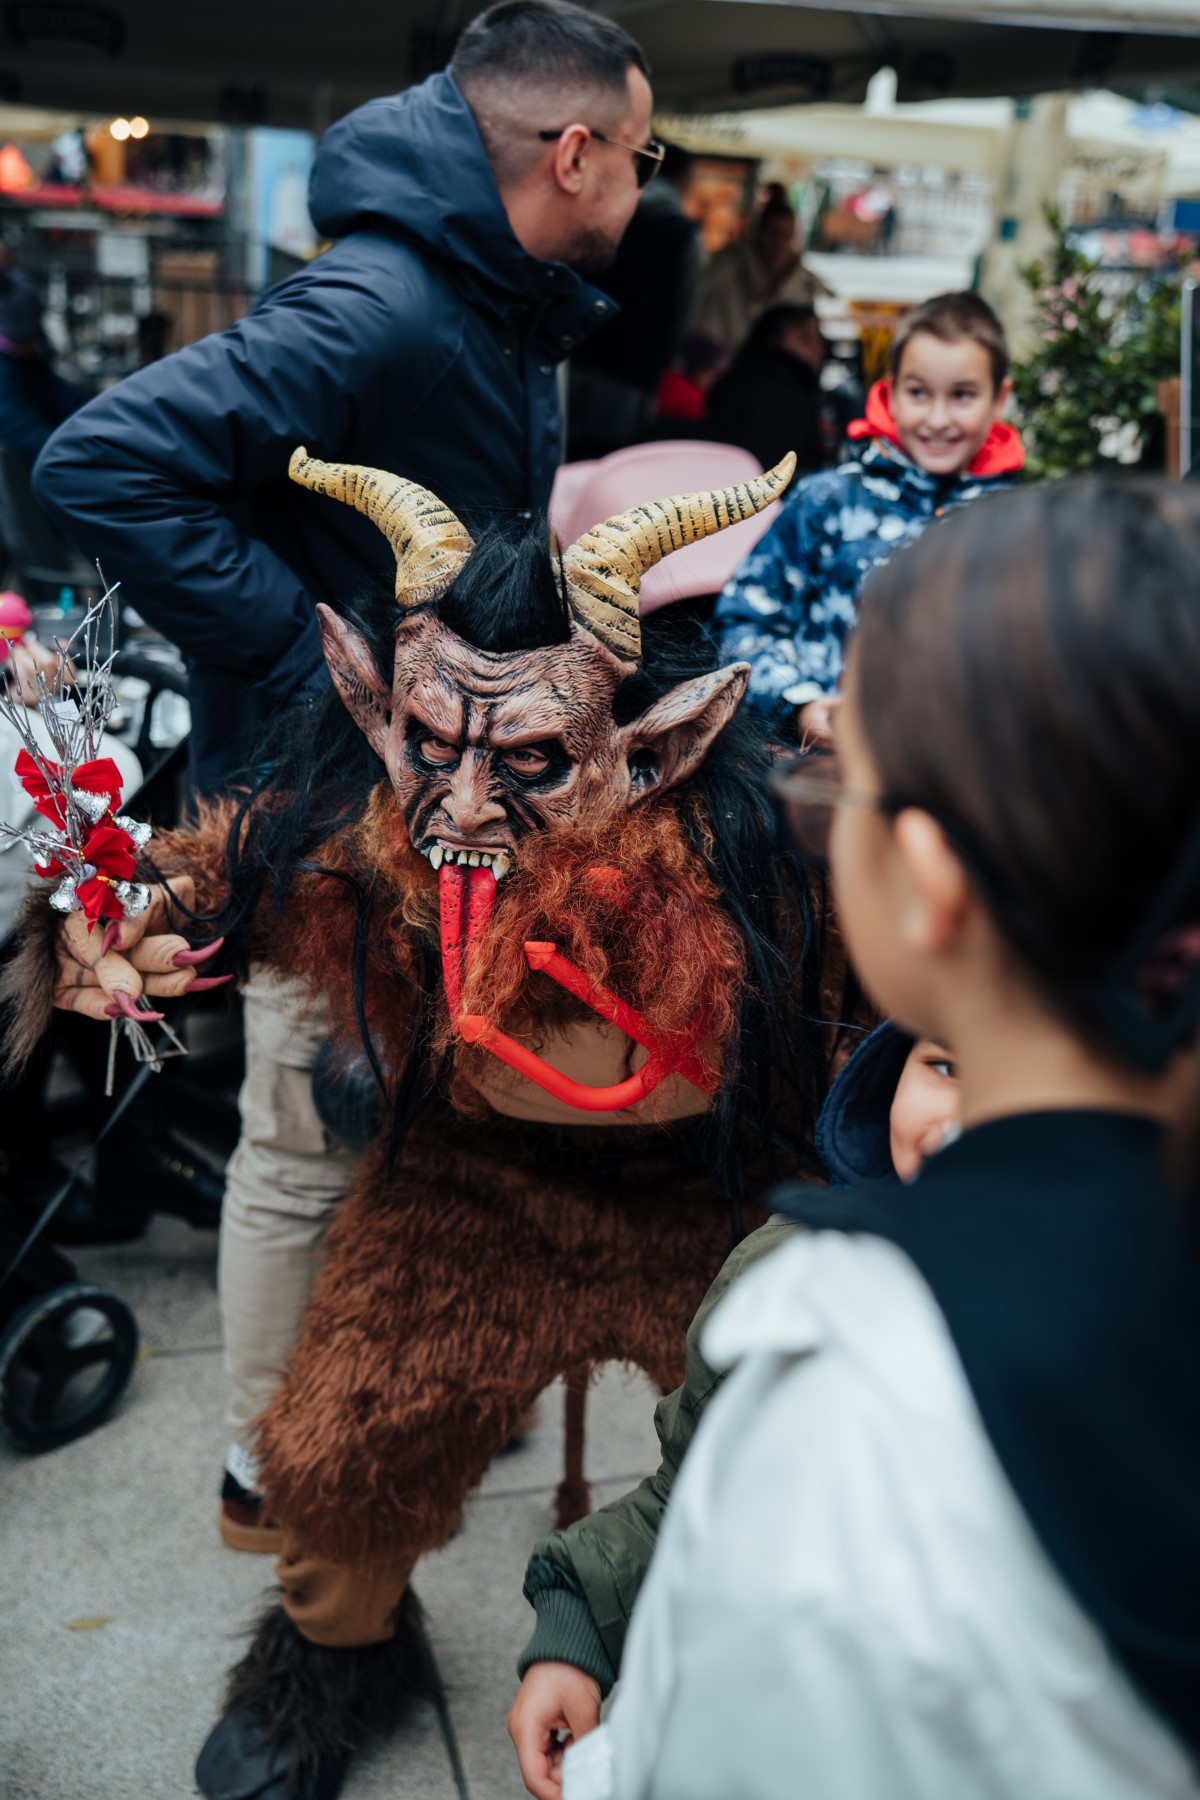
[517,1214,797,1694]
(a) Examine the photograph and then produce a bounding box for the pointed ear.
[620,662,750,801]
[317,603,391,757]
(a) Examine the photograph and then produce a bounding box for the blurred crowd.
[567,157,859,470]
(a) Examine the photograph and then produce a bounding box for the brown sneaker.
[219,1473,284,1554]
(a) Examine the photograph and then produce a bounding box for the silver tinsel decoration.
[72,786,113,823]
[49,875,82,914]
[112,880,151,917]
[0,580,188,1088]
[114,816,152,850]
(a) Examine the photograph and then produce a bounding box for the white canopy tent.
[655,102,1007,174]
[0,0,1198,130]
[603,0,1200,113]
[655,86,1200,200]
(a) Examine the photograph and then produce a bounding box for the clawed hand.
[52,875,232,1023]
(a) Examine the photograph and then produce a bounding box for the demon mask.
[289,445,793,1109]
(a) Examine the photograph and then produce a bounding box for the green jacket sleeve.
[517,1213,798,1693]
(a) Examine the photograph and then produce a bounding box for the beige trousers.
[218,970,359,1458]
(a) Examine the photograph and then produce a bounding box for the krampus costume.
[15,446,846,1799]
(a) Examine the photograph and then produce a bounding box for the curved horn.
[289,447,474,609]
[560,452,796,662]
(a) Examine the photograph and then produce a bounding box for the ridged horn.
[288,447,474,608]
[560,452,796,662]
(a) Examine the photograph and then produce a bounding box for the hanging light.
[109,118,131,141]
[129,116,149,139]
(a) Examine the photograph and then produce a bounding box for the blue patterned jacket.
[714,440,1019,728]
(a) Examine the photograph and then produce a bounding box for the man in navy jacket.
[32,0,656,1574]
[34,2,650,794]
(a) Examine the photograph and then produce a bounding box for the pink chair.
[546,459,597,547]
[549,440,783,615]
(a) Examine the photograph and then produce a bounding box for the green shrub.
[1011,208,1181,480]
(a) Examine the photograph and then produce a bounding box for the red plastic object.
[523,942,715,1094]
[458,1014,670,1112]
[435,856,713,1113]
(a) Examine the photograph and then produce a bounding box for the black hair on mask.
[435,521,571,653]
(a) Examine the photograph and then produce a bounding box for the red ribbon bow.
[15,750,124,828]
[36,820,138,910]
[74,823,139,923]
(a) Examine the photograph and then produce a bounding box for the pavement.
[0,1211,662,1800]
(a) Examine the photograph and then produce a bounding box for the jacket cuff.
[517,1585,617,1697]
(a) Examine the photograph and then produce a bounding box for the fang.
[428,846,444,870]
[492,853,511,880]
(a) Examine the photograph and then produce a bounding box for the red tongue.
[438,862,498,1021]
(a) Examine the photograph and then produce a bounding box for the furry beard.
[341,783,747,1096]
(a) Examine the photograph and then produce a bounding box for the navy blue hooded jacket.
[32,73,614,793]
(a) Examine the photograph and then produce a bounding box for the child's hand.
[508,1661,602,1800]
[5,637,75,707]
[797,694,839,747]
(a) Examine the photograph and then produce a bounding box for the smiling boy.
[714,291,1023,744]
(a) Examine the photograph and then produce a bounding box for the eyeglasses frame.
[537,125,665,187]
[772,752,1017,918]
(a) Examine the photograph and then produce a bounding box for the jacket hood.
[847,379,1025,478]
[309,71,612,334]
[816,1021,913,1186]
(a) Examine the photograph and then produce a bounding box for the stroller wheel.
[0,1281,138,1453]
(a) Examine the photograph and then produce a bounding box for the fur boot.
[196,1593,441,1800]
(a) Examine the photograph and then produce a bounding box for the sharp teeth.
[428,846,444,870]
[492,853,511,881]
[468,852,481,866]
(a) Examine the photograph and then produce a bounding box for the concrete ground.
[0,1212,661,1800]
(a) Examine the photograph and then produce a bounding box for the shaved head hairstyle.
[451,0,650,188]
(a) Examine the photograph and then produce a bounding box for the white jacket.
[564,1231,1198,1800]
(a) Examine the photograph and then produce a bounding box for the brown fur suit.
[145,782,776,1579]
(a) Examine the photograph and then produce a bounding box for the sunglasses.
[538,125,665,189]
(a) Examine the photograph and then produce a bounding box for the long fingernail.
[172,936,225,967]
[101,922,120,956]
[187,973,233,992]
[111,990,165,1023]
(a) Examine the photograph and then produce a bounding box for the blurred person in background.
[136,308,172,367]
[705,301,844,475]
[566,140,699,456]
[0,267,83,468]
[692,194,830,358]
[32,0,653,1593]
[715,291,1022,747]
[653,330,727,425]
